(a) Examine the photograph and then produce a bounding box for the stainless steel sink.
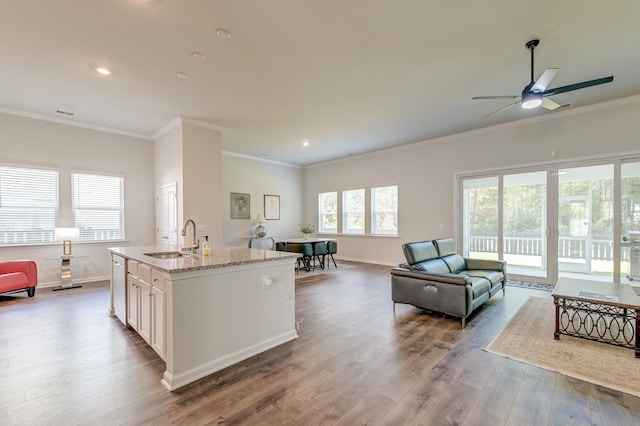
[143,251,184,259]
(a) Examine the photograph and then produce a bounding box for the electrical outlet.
[262,276,272,289]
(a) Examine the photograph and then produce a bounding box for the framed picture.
[230,192,250,219]
[264,194,280,220]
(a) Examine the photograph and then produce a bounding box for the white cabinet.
[149,270,166,358]
[125,260,166,360]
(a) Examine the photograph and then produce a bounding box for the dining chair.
[326,240,338,268]
[285,243,313,273]
[248,237,275,250]
[313,241,327,270]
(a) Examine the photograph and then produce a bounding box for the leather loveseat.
[0,260,38,297]
[390,238,506,327]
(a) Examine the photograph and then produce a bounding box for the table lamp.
[254,214,267,238]
[55,227,80,256]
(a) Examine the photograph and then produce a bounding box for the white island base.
[108,246,298,391]
[162,260,297,390]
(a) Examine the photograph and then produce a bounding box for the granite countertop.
[108,245,298,274]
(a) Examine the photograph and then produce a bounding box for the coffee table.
[552,278,640,358]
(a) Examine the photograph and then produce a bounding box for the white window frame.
[72,171,124,241]
[318,191,338,233]
[0,164,59,245]
[371,185,398,236]
[342,188,365,235]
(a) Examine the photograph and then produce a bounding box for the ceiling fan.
[473,39,614,117]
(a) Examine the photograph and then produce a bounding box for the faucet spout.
[181,219,199,253]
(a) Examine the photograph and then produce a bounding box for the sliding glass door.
[460,158,638,284]
[557,164,613,281]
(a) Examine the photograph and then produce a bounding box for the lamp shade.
[255,213,266,223]
[55,227,80,241]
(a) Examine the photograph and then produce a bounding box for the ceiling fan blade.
[543,76,614,96]
[541,97,563,110]
[531,68,558,92]
[472,95,519,100]
[484,101,520,118]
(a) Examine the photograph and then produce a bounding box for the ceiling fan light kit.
[473,39,614,117]
[521,92,543,109]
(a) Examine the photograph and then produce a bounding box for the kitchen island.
[108,245,299,391]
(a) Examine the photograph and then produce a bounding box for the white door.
[156,183,177,246]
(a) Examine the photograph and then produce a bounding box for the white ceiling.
[2,1,640,166]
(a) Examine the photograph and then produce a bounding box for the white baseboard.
[161,329,298,391]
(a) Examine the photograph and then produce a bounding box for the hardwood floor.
[2,262,640,425]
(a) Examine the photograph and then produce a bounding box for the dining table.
[278,237,336,270]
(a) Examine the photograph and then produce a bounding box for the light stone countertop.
[108,245,298,274]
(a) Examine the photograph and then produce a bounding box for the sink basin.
[144,251,184,259]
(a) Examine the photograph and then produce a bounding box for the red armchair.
[0,260,38,297]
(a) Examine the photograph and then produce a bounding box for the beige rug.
[485,296,640,397]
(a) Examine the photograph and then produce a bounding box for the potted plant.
[299,223,315,240]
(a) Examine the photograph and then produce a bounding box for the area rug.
[507,279,554,291]
[295,263,353,279]
[485,296,640,397]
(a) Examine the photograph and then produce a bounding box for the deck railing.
[469,234,629,261]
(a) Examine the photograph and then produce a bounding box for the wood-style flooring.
[2,261,640,425]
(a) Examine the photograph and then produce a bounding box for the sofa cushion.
[442,254,466,274]
[434,238,456,257]
[402,241,439,265]
[468,277,491,299]
[413,258,450,274]
[462,270,505,286]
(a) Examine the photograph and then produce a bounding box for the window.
[318,192,337,233]
[72,172,124,241]
[371,185,398,236]
[343,189,365,234]
[0,165,58,244]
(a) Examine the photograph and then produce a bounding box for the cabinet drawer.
[138,264,152,284]
[127,260,138,276]
[151,270,165,290]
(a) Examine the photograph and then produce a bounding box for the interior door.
[156,182,177,246]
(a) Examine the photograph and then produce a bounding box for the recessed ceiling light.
[191,51,206,62]
[96,67,111,76]
[302,140,310,147]
[216,28,231,39]
[176,72,190,79]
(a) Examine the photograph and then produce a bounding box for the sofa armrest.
[0,260,38,286]
[464,258,506,273]
[390,267,469,285]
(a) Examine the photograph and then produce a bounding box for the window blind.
[72,172,124,241]
[0,165,58,244]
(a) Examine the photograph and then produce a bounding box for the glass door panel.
[503,171,547,278]
[621,160,640,283]
[462,176,499,260]
[558,164,614,281]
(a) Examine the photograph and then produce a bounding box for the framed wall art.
[264,194,280,220]
[230,192,250,219]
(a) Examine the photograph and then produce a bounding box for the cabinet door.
[127,276,139,330]
[138,279,151,343]
[150,285,166,359]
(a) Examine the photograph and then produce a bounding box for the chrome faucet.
[181,219,200,254]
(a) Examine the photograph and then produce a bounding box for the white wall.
[0,112,156,286]
[222,154,304,246]
[303,97,640,266]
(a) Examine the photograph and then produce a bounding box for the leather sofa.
[390,238,506,327]
[0,260,38,297]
